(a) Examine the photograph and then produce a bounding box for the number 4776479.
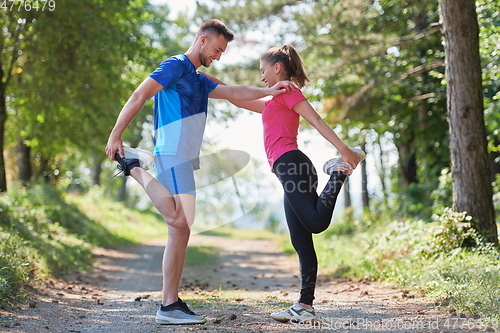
[0,0,56,11]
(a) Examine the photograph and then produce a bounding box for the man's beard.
[199,51,211,67]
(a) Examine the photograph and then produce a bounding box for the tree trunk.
[17,138,32,186]
[395,134,418,187]
[39,155,51,184]
[118,177,127,202]
[0,92,7,192]
[439,0,498,244]
[376,134,389,208]
[92,155,104,186]
[343,177,351,209]
[360,142,369,208]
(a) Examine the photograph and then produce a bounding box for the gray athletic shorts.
[154,155,196,196]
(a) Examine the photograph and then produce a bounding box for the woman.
[205,44,365,322]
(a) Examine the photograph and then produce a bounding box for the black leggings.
[274,150,346,305]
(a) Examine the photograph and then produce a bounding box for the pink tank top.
[262,89,307,169]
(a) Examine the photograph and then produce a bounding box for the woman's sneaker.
[270,303,317,323]
[114,145,154,177]
[155,298,206,325]
[323,147,366,176]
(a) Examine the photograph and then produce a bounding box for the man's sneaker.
[155,298,206,325]
[114,145,154,177]
[323,147,366,176]
[270,303,317,323]
[123,145,155,170]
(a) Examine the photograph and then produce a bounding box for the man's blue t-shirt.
[149,54,218,169]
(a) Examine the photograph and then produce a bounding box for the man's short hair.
[199,19,234,42]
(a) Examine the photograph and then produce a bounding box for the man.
[105,19,291,325]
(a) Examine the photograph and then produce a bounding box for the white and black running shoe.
[122,145,154,170]
[113,145,154,177]
[270,303,317,323]
[323,147,366,176]
[155,298,206,325]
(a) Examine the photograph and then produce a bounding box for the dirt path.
[0,234,495,333]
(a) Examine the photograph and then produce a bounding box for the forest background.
[0,0,499,324]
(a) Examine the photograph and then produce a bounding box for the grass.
[0,184,167,308]
[186,245,220,266]
[200,226,283,241]
[313,209,500,323]
[1,181,499,328]
[66,186,168,245]
[0,183,284,309]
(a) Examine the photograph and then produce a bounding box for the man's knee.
[167,221,191,242]
[164,213,189,229]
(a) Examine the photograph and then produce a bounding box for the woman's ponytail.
[261,44,310,88]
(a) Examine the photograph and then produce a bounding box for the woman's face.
[260,60,281,88]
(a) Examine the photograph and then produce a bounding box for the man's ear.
[199,34,208,45]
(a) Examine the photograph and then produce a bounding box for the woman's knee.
[310,226,328,234]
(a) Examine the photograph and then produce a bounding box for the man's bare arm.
[208,81,292,100]
[105,78,163,159]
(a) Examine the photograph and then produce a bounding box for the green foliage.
[200,225,280,241]
[0,186,91,307]
[3,0,148,173]
[494,175,500,217]
[0,184,166,308]
[431,168,453,213]
[0,232,29,307]
[185,246,219,266]
[265,212,282,233]
[428,209,480,254]
[322,208,361,237]
[391,181,438,219]
[65,186,167,245]
[193,0,454,219]
[420,250,500,320]
[1,1,189,190]
[313,209,500,321]
[478,0,500,153]
[1,186,95,277]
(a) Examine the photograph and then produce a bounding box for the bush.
[426,208,480,255]
[431,168,453,214]
[0,232,29,307]
[313,208,500,321]
[0,184,166,308]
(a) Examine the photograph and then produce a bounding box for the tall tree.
[196,0,451,216]
[3,0,180,189]
[0,9,39,191]
[439,0,498,244]
[477,0,500,181]
[360,142,369,208]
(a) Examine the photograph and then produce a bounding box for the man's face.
[199,34,228,67]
